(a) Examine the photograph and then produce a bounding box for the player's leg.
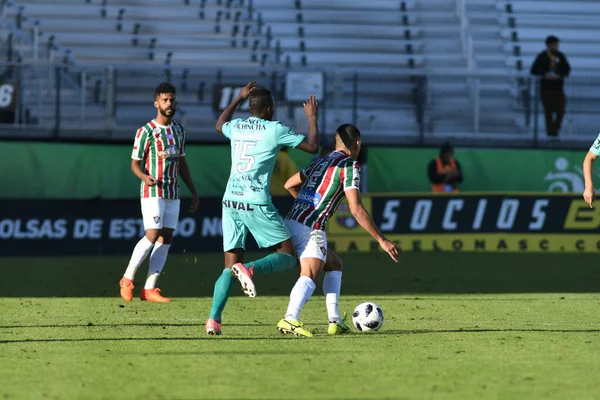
[323,249,349,335]
[230,204,298,298]
[119,198,163,301]
[206,207,247,335]
[278,222,326,337]
[140,200,179,302]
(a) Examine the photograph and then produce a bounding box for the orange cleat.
[119,277,134,302]
[206,318,222,335]
[140,288,170,303]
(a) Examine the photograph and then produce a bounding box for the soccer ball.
[352,302,384,332]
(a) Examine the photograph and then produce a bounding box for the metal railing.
[0,62,599,147]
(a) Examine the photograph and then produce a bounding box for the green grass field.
[1,252,600,399]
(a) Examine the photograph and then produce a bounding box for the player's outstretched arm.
[294,95,319,154]
[215,81,256,134]
[284,172,306,199]
[131,159,156,186]
[346,189,401,262]
[179,156,199,212]
[583,151,597,208]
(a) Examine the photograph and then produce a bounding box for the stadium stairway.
[418,0,522,136]
[498,0,600,140]
[247,0,422,138]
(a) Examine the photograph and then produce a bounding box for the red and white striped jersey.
[131,119,186,199]
[286,150,360,230]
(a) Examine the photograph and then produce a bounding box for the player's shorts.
[140,198,180,230]
[222,200,290,252]
[284,219,327,263]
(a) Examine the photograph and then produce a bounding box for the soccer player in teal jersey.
[277,124,401,337]
[206,81,320,335]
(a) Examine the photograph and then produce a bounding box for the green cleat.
[328,313,350,335]
[277,318,313,338]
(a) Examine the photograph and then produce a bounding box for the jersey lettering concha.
[286,150,360,230]
[131,119,186,199]
[222,117,304,205]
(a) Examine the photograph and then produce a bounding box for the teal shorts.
[221,200,291,252]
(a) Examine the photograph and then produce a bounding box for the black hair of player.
[440,141,453,156]
[154,82,176,99]
[249,87,274,119]
[336,124,361,150]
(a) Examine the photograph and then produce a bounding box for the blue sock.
[208,268,233,323]
[247,253,297,274]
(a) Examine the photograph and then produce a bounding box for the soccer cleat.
[119,277,134,302]
[140,288,170,303]
[328,316,351,335]
[277,318,313,338]
[206,318,222,336]
[231,263,257,298]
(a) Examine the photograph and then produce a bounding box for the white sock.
[144,242,171,289]
[123,236,154,280]
[285,276,316,321]
[323,271,342,323]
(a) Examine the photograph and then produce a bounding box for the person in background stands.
[530,35,571,137]
[428,142,463,193]
[270,147,298,196]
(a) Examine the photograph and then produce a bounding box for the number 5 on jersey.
[233,140,256,173]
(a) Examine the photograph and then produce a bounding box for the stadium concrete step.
[274,38,422,53]
[498,12,600,29]
[252,0,417,11]
[501,27,600,44]
[497,0,600,14]
[256,9,418,25]
[265,22,414,38]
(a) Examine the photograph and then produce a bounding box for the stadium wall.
[2,142,589,199]
[2,194,598,257]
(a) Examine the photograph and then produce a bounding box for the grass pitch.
[1,252,600,399]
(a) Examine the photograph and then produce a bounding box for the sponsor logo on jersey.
[297,190,322,207]
[158,144,181,160]
[222,200,255,211]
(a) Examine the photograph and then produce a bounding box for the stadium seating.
[1,0,599,141]
[498,0,600,138]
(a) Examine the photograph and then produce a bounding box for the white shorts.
[140,198,180,230]
[284,219,327,262]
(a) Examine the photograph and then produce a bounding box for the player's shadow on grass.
[3,328,600,344]
[350,328,600,336]
[0,323,264,329]
[0,336,313,344]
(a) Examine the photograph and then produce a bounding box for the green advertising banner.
[368,147,593,194]
[3,141,594,199]
[2,142,313,199]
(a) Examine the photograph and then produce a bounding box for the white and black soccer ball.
[352,302,384,332]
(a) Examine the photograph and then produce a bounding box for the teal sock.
[208,268,234,323]
[247,253,297,275]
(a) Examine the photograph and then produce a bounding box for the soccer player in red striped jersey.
[277,124,401,337]
[119,82,199,303]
